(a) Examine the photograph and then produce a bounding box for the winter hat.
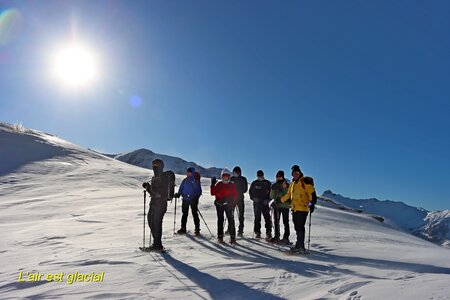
[221,168,231,177]
[187,167,195,173]
[256,170,264,177]
[233,166,241,175]
[152,159,164,169]
[291,165,303,176]
[276,170,285,178]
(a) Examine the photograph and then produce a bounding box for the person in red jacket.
[211,168,238,244]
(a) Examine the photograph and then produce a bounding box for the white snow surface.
[1,122,450,299]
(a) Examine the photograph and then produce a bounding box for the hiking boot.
[282,237,292,245]
[218,237,224,243]
[230,238,237,245]
[194,229,201,236]
[289,245,305,254]
[255,232,261,239]
[265,233,272,242]
[149,244,164,251]
[177,228,187,234]
[269,236,280,244]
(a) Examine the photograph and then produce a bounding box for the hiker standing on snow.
[281,165,317,253]
[230,166,248,237]
[142,159,170,251]
[211,168,238,244]
[269,170,291,245]
[249,170,272,240]
[175,167,202,235]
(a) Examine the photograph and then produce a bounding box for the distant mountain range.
[112,148,223,178]
[320,190,450,248]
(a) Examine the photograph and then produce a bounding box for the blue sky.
[1,0,449,211]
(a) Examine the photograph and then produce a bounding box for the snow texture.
[1,122,450,299]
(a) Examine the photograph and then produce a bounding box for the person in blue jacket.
[175,167,202,235]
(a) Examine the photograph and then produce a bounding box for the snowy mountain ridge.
[114,148,223,178]
[321,190,450,248]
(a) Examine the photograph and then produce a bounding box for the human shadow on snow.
[162,253,284,300]
[183,235,380,280]
[308,251,450,276]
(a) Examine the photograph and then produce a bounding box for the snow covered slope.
[321,190,450,248]
[1,122,450,299]
[114,148,222,178]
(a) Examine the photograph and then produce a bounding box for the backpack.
[164,170,176,201]
[194,171,201,183]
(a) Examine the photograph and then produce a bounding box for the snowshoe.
[269,237,280,244]
[176,228,187,235]
[140,245,167,253]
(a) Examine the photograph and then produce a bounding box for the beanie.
[233,166,241,174]
[256,170,264,177]
[276,170,285,178]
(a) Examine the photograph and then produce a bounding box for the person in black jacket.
[249,170,272,240]
[142,159,170,251]
[230,166,248,236]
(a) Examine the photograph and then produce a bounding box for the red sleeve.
[211,182,221,197]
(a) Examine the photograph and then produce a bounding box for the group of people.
[143,159,317,253]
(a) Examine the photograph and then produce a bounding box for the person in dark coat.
[249,170,272,240]
[230,166,248,236]
[142,159,170,251]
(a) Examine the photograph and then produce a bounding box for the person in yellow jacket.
[281,165,317,253]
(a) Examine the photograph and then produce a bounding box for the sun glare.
[51,43,98,88]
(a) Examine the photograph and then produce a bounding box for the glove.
[142,182,149,189]
[174,193,180,199]
[308,201,315,213]
[269,199,276,209]
[211,177,217,186]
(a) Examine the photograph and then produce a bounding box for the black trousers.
[253,201,272,235]
[273,206,290,239]
[180,198,200,231]
[148,198,167,247]
[292,211,309,248]
[216,203,235,239]
[236,195,245,232]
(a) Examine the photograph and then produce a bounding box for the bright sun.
[51,43,98,88]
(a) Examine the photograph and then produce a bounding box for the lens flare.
[129,95,142,107]
[0,8,23,45]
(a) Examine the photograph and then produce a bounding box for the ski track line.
[327,280,371,298]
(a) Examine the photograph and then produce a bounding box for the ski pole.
[197,208,213,236]
[143,190,146,249]
[173,196,177,235]
[308,212,312,253]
